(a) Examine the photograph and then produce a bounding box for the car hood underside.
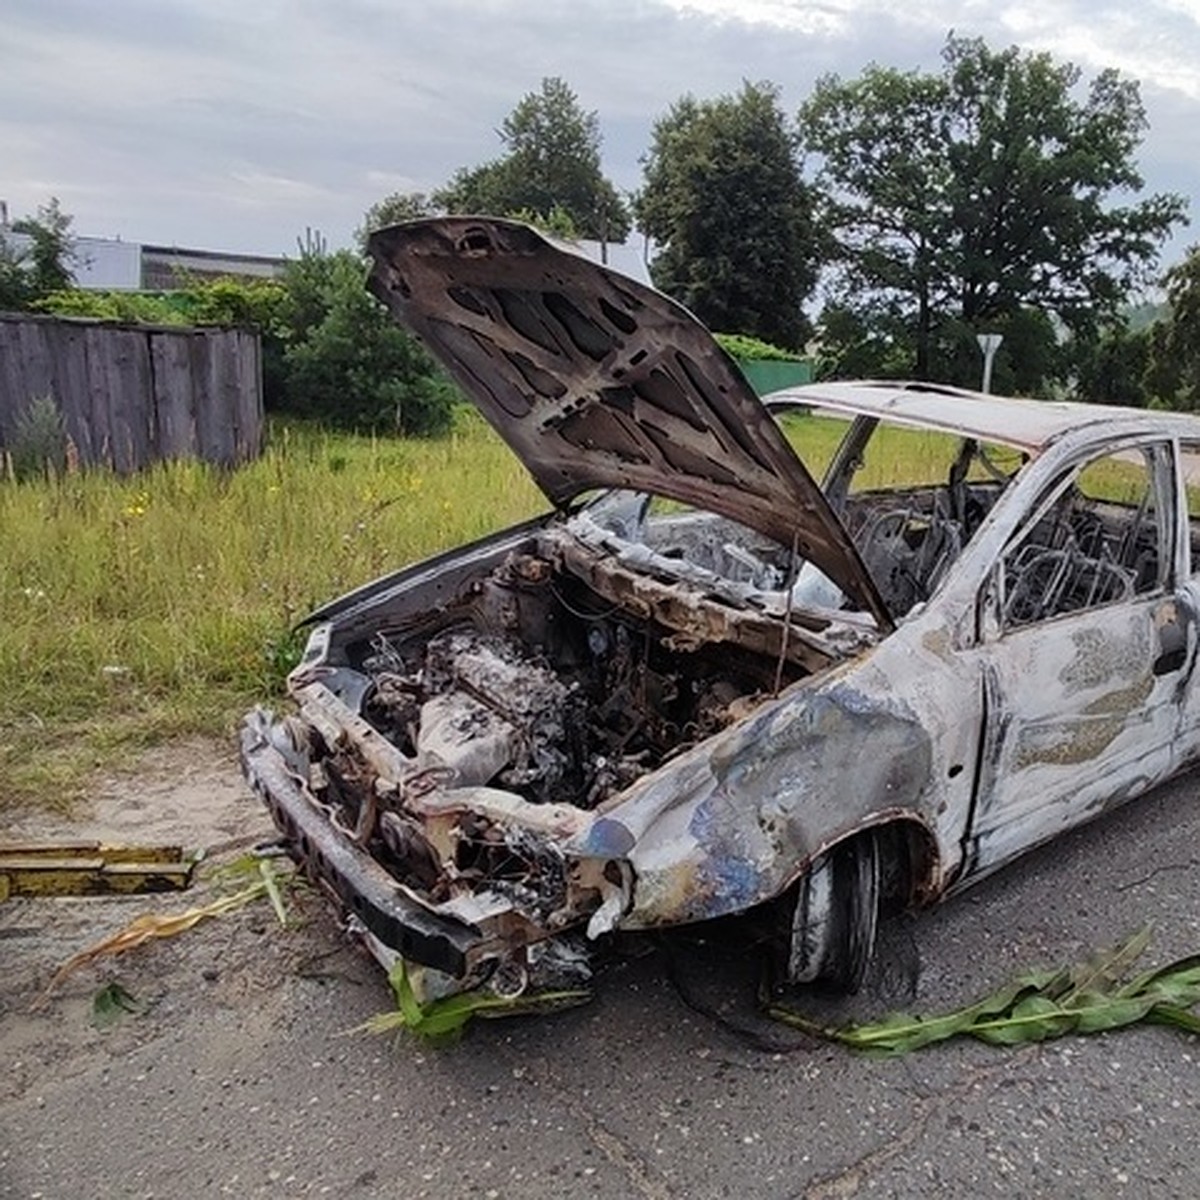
[366,217,889,628]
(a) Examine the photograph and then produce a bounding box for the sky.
[4,0,1200,270]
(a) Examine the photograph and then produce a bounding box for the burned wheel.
[784,832,880,993]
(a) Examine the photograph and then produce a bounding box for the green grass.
[781,412,1029,491]
[0,412,543,810]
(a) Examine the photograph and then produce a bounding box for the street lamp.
[977,333,1003,394]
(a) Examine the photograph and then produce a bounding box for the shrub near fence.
[0,312,263,473]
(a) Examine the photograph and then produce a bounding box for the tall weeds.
[0,414,541,808]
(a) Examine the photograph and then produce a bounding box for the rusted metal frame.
[367,219,893,631]
[301,516,550,636]
[247,709,612,976]
[241,727,489,976]
[295,682,595,838]
[545,532,838,675]
[819,413,879,514]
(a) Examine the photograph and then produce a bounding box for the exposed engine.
[352,594,772,815]
[275,534,832,973]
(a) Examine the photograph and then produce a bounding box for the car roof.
[766,380,1200,455]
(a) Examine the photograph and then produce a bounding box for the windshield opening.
[577,408,1028,624]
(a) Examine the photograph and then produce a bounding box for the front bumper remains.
[240,719,485,977]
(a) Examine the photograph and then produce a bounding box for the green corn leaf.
[91,980,143,1029]
[769,932,1200,1056]
[371,958,590,1042]
[1070,993,1160,1034]
[970,995,1077,1045]
[258,859,289,928]
[386,959,426,1028]
[1123,958,1200,1008]
[1147,1004,1200,1035]
[1062,926,1153,1004]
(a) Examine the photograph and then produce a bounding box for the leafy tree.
[434,161,510,219]
[505,205,579,240]
[0,236,34,311]
[800,35,1186,389]
[278,245,453,436]
[636,82,820,351]
[1072,322,1151,407]
[812,304,907,380]
[432,77,630,243]
[357,191,435,250]
[0,197,77,310]
[1145,247,1200,410]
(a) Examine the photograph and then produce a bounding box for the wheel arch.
[776,814,941,991]
[778,812,943,912]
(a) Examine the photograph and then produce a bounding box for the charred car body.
[242,217,1200,997]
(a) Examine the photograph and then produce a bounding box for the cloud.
[1,0,1195,261]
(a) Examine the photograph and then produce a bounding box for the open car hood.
[367,217,889,627]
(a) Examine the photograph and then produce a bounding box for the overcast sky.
[4,0,1199,270]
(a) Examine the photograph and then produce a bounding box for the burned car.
[242,217,1200,998]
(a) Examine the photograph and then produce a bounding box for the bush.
[35,289,186,324]
[30,246,456,438]
[278,248,453,436]
[714,332,804,362]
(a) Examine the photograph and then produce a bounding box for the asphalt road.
[3,765,1200,1199]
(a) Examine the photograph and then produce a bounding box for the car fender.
[575,674,937,928]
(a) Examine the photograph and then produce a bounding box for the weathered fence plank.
[0,312,262,473]
[149,331,197,460]
[45,320,93,463]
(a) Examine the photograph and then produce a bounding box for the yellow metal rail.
[0,841,195,899]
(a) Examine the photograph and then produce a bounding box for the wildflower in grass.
[122,489,150,518]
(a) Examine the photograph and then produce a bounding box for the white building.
[1,218,284,293]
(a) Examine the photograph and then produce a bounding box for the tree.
[1072,321,1151,407]
[1145,247,1200,410]
[278,239,454,435]
[357,191,435,250]
[800,35,1186,389]
[636,82,820,351]
[0,197,77,310]
[432,77,630,242]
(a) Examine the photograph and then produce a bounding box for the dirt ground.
[0,740,367,1111]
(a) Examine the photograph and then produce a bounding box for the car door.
[965,439,1191,877]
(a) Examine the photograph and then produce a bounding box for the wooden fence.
[0,312,263,472]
